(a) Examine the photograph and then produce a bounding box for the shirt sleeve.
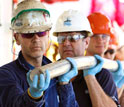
[96,69,120,106]
[57,82,79,107]
[0,68,45,107]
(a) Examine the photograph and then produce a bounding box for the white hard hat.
[11,0,52,33]
[53,10,93,36]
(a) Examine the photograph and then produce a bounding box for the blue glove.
[112,60,124,88]
[27,69,50,99]
[117,77,124,88]
[59,57,78,83]
[83,55,104,77]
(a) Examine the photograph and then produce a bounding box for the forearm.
[119,90,124,107]
[0,85,45,107]
[85,75,117,107]
[117,85,124,99]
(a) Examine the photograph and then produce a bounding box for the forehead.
[92,33,110,36]
[58,31,81,36]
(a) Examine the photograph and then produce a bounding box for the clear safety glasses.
[21,31,48,39]
[92,34,110,40]
[57,34,86,44]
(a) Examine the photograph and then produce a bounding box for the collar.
[17,51,52,71]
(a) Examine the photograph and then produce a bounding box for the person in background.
[0,0,79,107]
[53,9,120,107]
[104,31,118,60]
[86,12,124,106]
[104,30,124,107]
[115,45,124,61]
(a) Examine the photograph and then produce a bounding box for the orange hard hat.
[87,12,112,36]
[108,28,119,49]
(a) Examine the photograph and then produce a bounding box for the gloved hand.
[83,55,104,77]
[112,60,124,88]
[58,57,78,83]
[117,77,124,88]
[27,69,50,99]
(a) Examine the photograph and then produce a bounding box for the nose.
[32,34,40,43]
[33,34,39,39]
[63,38,71,46]
[97,35,103,41]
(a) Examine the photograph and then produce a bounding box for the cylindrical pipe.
[30,56,124,81]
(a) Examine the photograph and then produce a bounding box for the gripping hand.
[83,55,104,77]
[27,70,50,99]
[59,57,78,83]
[112,60,124,88]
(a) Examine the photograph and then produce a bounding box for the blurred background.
[0,0,124,66]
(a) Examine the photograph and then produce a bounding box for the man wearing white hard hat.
[53,10,119,107]
[0,0,79,107]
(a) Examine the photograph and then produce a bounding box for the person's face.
[115,46,124,61]
[58,32,90,59]
[87,34,110,56]
[104,49,116,60]
[15,31,49,60]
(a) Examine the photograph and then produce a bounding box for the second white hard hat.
[53,10,93,36]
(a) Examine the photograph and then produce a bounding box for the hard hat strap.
[11,9,50,24]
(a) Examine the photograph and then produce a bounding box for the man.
[86,12,124,105]
[53,10,120,107]
[103,27,124,106]
[104,31,118,60]
[0,0,79,107]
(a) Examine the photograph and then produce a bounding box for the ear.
[47,31,51,49]
[14,33,21,45]
[84,37,90,49]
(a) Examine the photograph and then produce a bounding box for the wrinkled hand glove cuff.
[83,70,95,77]
[27,88,43,99]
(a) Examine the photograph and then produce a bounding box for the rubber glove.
[111,60,124,88]
[27,69,50,99]
[117,77,124,88]
[83,55,104,77]
[58,57,78,83]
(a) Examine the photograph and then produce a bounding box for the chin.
[63,54,74,59]
[32,52,43,58]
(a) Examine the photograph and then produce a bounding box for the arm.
[58,57,79,107]
[83,55,118,107]
[84,75,117,107]
[118,85,124,98]
[119,89,124,107]
[0,68,45,107]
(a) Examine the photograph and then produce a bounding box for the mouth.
[31,47,41,51]
[96,46,104,48]
[64,50,73,53]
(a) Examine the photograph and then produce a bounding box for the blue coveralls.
[0,51,78,107]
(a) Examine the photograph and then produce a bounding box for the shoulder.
[0,60,17,71]
[0,60,21,78]
[43,56,52,65]
[96,68,112,78]
[96,68,114,85]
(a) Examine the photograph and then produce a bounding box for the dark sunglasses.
[57,34,86,44]
[21,31,48,39]
[104,49,115,55]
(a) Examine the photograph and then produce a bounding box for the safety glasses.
[104,49,115,55]
[92,34,110,40]
[57,34,86,44]
[21,31,48,39]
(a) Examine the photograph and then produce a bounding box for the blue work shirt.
[72,69,120,107]
[0,51,78,107]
